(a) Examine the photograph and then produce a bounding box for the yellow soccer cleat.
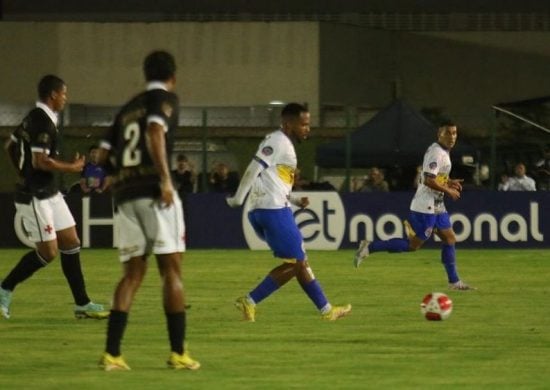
[167,351,201,370]
[234,296,256,322]
[403,220,416,240]
[99,353,131,371]
[322,304,352,321]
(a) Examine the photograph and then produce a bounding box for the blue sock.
[441,244,460,283]
[249,275,279,304]
[300,279,329,311]
[370,238,410,253]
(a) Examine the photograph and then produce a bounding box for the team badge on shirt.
[161,102,173,118]
[38,132,50,144]
[428,162,437,169]
[261,146,274,156]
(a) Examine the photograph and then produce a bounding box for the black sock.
[60,249,90,306]
[106,310,128,356]
[1,251,47,291]
[166,311,186,354]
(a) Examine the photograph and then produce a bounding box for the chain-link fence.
[1,102,548,192]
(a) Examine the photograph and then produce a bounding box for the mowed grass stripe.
[0,248,549,389]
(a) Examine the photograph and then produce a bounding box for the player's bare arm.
[146,121,174,207]
[4,138,19,172]
[447,178,464,191]
[423,175,461,201]
[226,158,264,207]
[32,151,85,173]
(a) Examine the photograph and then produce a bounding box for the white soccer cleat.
[0,283,12,319]
[354,240,370,268]
[448,280,476,291]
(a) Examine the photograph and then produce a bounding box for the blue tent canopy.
[316,99,477,169]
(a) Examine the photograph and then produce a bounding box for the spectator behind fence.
[497,173,509,191]
[534,145,550,190]
[293,168,336,191]
[80,145,111,194]
[366,167,390,192]
[501,163,536,191]
[209,162,240,193]
[172,153,196,196]
[356,167,389,192]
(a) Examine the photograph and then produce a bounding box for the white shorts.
[115,195,186,262]
[15,192,76,243]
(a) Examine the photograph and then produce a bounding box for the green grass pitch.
[1,248,549,389]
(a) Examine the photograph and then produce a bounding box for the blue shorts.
[248,208,306,261]
[408,211,451,241]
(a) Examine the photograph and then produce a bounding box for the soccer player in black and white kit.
[0,75,109,320]
[98,51,200,371]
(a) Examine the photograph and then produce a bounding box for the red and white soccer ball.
[420,292,453,321]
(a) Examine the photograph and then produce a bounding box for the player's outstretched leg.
[354,240,370,268]
[0,281,12,319]
[296,261,351,321]
[354,238,410,268]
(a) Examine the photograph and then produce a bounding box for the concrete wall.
[0,22,320,116]
[319,23,398,108]
[319,25,550,135]
[2,21,550,135]
[0,23,60,104]
[398,31,550,132]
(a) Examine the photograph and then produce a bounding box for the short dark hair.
[143,50,176,82]
[281,102,308,119]
[37,75,65,101]
[439,119,456,128]
[176,153,188,162]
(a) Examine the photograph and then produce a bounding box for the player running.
[354,123,475,291]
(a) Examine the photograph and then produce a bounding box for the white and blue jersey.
[410,142,452,215]
[247,129,305,260]
[409,142,453,239]
[248,130,296,209]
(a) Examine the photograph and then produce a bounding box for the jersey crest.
[261,146,274,156]
[161,102,173,118]
[38,132,51,144]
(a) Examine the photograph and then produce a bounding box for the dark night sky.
[3,0,550,22]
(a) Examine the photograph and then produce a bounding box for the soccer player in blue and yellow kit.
[226,103,351,321]
[354,123,474,290]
